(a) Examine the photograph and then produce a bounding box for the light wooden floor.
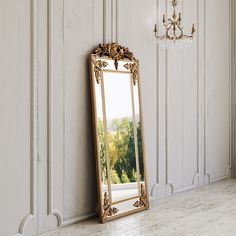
[41,179,236,236]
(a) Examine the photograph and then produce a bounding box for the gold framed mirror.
[90,43,149,223]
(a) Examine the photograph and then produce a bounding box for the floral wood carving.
[124,60,139,85]
[103,192,119,220]
[93,60,108,84]
[94,43,136,70]
[133,184,149,208]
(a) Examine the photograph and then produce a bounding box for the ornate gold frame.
[90,43,149,223]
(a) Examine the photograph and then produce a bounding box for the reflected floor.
[112,188,138,202]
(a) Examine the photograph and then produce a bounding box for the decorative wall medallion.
[94,43,136,70]
[124,61,139,85]
[103,192,119,220]
[133,184,149,208]
[93,60,108,84]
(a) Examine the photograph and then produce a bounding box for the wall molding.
[232,0,236,178]
[46,0,106,229]
[150,0,160,198]
[204,173,210,185]
[46,0,64,227]
[226,165,232,178]
[166,182,174,195]
[204,0,232,183]
[174,185,195,195]
[111,0,118,43]
[156,0,231,197]
[195,0,200,187]
[208,165,232,184]
[231,0,235,178]
[150,183,159,196]
[62,213,98,227]
[164,0,200,195]
[203,0,207,180]
[229,0,232,179]
[13,0,37,235]
[156,0,160,190]
[231,0,236,179]
[103,0,112,43]
[192,173,200,186]
[103,0,106,43]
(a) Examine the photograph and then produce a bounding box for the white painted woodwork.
[204,0,231,183]
[37,0,101,233]
[0,1,37,236]
[0,0,233,235]
[157,0,231,197]
[63,0,98,220]
[232,0,236,179]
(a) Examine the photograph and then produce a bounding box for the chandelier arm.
[153,25,167,40]
[168,18,173,25]
[155,34,167,40]
[183,34,194,39]
[177,19,181,26]
[166,24,174,40]
[163,21,171,28]
[160,35,167,40]
[176,24,184,39]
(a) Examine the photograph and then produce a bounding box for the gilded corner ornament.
[94,43,136,70]
[93,60,108,84]
[133,184,149,208]
[103,192,119,221]
[124,60,139,86]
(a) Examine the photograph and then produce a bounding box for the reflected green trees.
[98,117,144,184]
[98,118,107,183]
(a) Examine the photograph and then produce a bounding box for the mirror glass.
[90,44,149,223]
[103,72,139,203]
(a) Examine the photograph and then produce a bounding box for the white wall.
[231,0,236,179]
[156,0,231,198]
[0,0,232,235]
[0,1,37,235]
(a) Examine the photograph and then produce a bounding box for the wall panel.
[37,0,104,234]
[205,0,231,183]
[63,0,97,220]
[0,1,37,235]
[166,0,199,194]
[158,0,199,197]
[156,0,231,198]
[232,0,236,179]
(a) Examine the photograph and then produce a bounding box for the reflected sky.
[103,72,132,120]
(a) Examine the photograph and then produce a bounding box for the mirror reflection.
[103,72,141,202]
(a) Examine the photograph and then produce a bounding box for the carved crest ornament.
[92,43,139,85]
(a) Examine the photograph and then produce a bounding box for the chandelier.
[154,0,196,45]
